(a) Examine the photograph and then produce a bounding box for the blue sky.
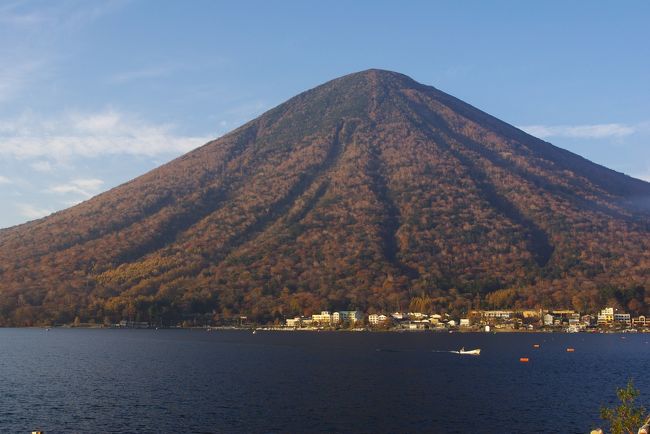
[1,0,649,228]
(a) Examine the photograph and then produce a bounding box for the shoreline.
[9,325,649,334]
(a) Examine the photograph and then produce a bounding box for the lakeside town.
[106,306,650,333]
[277,306,649,333]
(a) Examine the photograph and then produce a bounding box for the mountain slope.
[1,69,649,326]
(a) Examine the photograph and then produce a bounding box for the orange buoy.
[566,348,575,352]
[533,344,540,348]
[519,357,530,362]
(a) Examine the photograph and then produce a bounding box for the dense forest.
[0,69,649,326]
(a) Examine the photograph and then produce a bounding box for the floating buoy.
[566,348,575,352]
[533,344,540,348]
[519,357,530,362]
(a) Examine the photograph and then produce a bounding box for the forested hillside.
[1,69,649,326]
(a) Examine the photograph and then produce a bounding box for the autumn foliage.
[0,69,649,326]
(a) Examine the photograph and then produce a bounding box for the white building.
[332,311,363,324]
[543,313,554,326]
[368,314,389,325]
[460,318,470,327]
[483,310,513,319]
[597,307,614,325]
[408,320,428,330]
[286,317,301,327]
[566,324,581,333]
[568,313,581,325]
[312,311,332,325]
[286,316,313,327]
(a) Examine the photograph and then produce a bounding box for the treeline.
[0,280,646,327]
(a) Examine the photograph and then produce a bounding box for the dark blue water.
[0,329,648,433]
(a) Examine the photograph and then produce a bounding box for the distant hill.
[1,69,649,326]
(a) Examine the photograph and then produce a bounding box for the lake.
[0,329,648,433]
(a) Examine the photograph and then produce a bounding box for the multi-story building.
[597,307,614,325]
[543,313,555,326]
[332,311,363,324]
[312,311,332,325]
[368,314,388,325]
[551,310,576,316]
[286,317,314,327]
[614,313,631,326]
[286,317,301,327]
[407,320,428,330]
[483,310,513,320]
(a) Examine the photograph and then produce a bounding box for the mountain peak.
[342,68,417,84]
[317,68,423,98]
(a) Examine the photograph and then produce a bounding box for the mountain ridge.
[1,69,648,326]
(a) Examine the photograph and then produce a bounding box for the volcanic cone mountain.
[1,69,649,326]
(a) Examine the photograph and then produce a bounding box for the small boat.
[455,347,481,355]
[520,357,530,363]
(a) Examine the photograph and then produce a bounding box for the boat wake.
[436,347,481,356]
[378,348,481,355]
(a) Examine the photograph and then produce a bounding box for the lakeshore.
[52,308,650,333]
[39,304,649,334]
[35,324,650,334]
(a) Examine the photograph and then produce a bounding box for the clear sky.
[1,0,649,228]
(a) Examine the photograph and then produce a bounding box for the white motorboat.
[455,347,481,355]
